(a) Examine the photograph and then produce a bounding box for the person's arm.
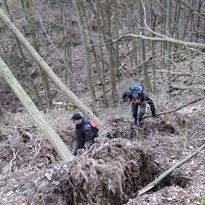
[123,91,132,101]
[73,143,79,156]
[144,93,156,116]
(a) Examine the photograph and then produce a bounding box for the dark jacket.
[73,116,94,156]
[125,90,156,116]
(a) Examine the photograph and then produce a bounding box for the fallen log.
[136,143,205,196]
[143,95,205,120]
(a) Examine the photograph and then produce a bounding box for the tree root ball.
[54,138,158,205]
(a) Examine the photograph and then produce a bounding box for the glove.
[152,111,157,117]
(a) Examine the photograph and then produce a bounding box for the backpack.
[130,83,143,93]
[83,116,99,138]
[89,120,99,138]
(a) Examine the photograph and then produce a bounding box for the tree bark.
[21,0,53,109]
[142,95,205,119]
[0,57,73,162]
[150,0,156,91]
[196,0,202,43]
[0,8,102,127]
[105,0,117,104]
[73,0,97,114]
[16,39,44,111]
[112,33,205,49]
[166,0,172,91]
[139,0,151,91]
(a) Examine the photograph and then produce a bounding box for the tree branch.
[112,33,205,49]
[136,142,205,196]
[178,0,205,21]
[143,96,205,120]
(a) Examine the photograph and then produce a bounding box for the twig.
[136,143,205,196]
[37,12,71,74]
[34,138,43,158]
[9,148,16,172]
[142,96,205,120]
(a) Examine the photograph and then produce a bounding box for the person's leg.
[137,102,147,124]
[131,102,138,123]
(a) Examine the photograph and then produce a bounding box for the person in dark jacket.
[123,87,156,125]
[71,113,95,156]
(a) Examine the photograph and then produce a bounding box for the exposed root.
[9,148,17,172]
[50,138,158,205]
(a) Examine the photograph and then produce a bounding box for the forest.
[0,0,205,204]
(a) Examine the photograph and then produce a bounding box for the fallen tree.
[0,57,73,162]
[0,8,102,127]
[112,33,205,49]
[136,142,205,196]
[143,95,205,120]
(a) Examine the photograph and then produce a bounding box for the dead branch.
[9,148,17,172]
[112,33,205,49]
[143,96,205,120]
[178,0,205,21]
[136,143,205,196]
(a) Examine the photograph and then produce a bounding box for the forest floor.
[1,0,205,204]
[0,94,205,205]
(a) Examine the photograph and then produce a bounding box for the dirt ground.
[0,1,205,204]
[0,97,205,205]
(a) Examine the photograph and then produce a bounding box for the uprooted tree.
[0,57,73,162]
[137,142,205,196]
[0,8,102,127]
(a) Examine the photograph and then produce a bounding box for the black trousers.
[131,102,146,123]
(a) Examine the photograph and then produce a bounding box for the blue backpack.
[130,83,143,93]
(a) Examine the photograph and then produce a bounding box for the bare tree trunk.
[105,0,117,104]
[181,2,191,40]
[172,0,181,51]
[2,1,44,110]
[160,0,166,68]
[139,0,151,91]
[73,0,97,113]
[166,0,172,91]
[189,0,194,42]
[90,38,108,107]
[196,0,202,43]
[16,39,44,110]
[0,8,102,126]
[150,0,156,92]
[60,0,72,87]
[21,0,53,109]
[0,57,73,162]
[113,0,120,81]
[138,142,205,196]
[96,0,108,106]
[0,106,4,117]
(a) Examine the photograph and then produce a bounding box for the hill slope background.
[0,0,205,204]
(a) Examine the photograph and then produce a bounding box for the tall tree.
[150,0,156,91]
[166,0,172,91]
[0,57,73,162]
[139,0,151,91]
[106,0,117,103]
[72,0,97,113]
[0,8,102,126]
[21,0,53,109]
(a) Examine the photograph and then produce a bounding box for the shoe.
[133,120,141,126]
[133,121,137,125]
